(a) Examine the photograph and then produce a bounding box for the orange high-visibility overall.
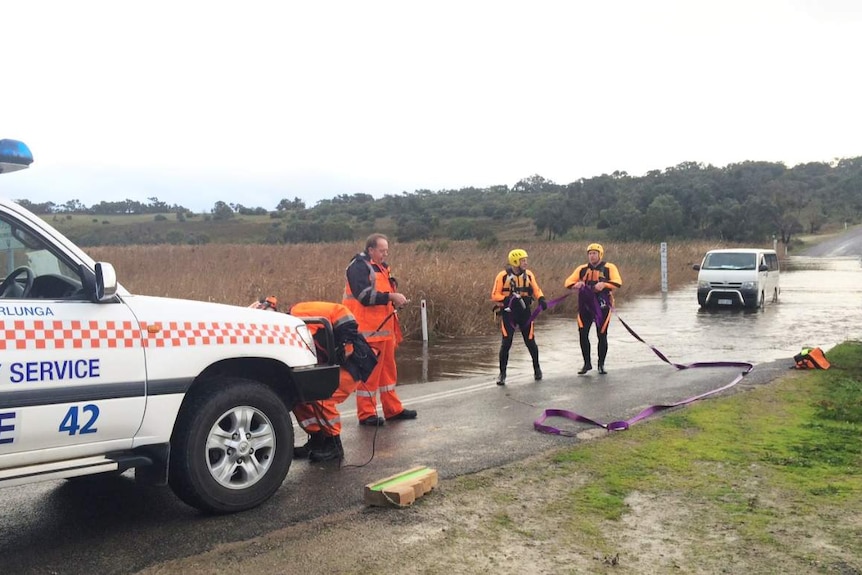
[289,301,363,437]
[343,253,405,421]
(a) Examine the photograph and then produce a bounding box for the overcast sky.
[2,0,860,212]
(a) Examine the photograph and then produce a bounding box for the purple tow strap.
[528,291,573,323]
[532,296,754,435]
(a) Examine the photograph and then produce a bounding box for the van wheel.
[772,287,779,303]
[759,291,765,309]
[169,377,293,514]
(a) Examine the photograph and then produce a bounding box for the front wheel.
[169,377,293,514]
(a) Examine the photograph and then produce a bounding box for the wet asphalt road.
[0,362,793,575]
[798,224,862,257]
[1,231,860,575]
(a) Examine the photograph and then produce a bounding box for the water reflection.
[397,256,862,385]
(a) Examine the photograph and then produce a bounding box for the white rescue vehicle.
[0,139,340,513]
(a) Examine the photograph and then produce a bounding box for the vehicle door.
[0,213,146,460]
[757,253,769,296]
[764,252,780,297]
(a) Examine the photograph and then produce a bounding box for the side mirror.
[759,264,768,272]
[692,264,701,271]
[95,262,118,302]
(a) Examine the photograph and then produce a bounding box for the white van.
[693,248,780,309]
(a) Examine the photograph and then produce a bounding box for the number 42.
[59,405,100,435]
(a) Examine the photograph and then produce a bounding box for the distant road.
[799,225,862,257]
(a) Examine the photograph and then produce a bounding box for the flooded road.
[4,254,859,575]
[397,255,862,384]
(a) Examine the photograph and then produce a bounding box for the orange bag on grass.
[793,347,831,370]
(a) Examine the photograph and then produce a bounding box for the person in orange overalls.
[343,233,417,426]
[564,243,623,375]
[249,297,377,462]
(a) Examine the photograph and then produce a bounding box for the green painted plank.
[369,467,432,492]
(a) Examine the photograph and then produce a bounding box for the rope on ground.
[532,295,753,435]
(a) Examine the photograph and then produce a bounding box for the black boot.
[527,340,541,381]
[294,431,327,458]
[498,345,509,386]
[577,363,592,375]
[598,336,608,373]
[309,435,344,462]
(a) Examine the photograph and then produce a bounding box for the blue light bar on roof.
[0,139,34,174]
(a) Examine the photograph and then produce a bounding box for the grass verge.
[436,341,862,573]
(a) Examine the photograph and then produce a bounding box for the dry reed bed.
[90,240,737,339]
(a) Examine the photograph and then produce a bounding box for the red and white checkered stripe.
[0,320,139,350]
[0,320,303,351]
[139,321,304,348]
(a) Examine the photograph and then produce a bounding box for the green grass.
[546,341,862,557]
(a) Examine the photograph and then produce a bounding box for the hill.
[22,156,862,247]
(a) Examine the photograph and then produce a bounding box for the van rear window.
[702,253,756,270]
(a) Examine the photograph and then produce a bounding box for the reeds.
[89,239,741,340]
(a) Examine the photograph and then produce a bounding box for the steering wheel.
[0,266,35,298]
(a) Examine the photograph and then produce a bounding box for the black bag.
[344,337,378,382]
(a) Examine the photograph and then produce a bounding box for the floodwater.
[396,255,862,384]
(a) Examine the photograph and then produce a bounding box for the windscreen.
[702,252,756,271]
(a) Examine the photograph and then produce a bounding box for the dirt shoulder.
[136,344,862,575]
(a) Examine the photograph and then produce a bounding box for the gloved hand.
[539,296,547,311]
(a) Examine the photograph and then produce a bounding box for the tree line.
[18,157,862,246]
[275,157,862,246]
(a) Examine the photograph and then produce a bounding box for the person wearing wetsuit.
[564,243,622,375]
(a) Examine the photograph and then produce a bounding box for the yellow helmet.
[508,248,528,267]
[587,243,604,259]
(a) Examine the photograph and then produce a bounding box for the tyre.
[169,377,293,514]
[745,291,764,310]
[772,287,779,303]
